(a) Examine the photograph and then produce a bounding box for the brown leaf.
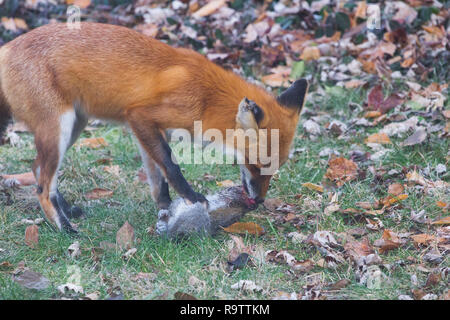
[365,132,392,145]
[378,239,401,254]
[327,279,351,290]
[364,111,382,119]
[324,158,358,187]
[261,73,290,87]
[425,272,441,288]
[174,291,197,300]
[223,222,265,236]
[216,179,236,187]
[116,221,135,250]
[344,237,374,262]
[411,233,436,246]
[78,137,108,149]
[431,216,450,225]
[367,85,403,114]
[300,47,321,61]
[367,85,384,111]
[85,188,113,200]
[192,0,227,18]
[263,198,285,211]
[302,182,324,193]
[344,79,367,89]
[66,0,91,9]
[25,225,39,248]
[388,183,404,196]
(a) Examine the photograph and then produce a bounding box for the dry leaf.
[25,225,39,248]
[85,188,113,200]
[116,221,135,250]
[431,217,450,225]
[216,179,235,187]
[192,0,227,18]
[78,137,108,149]
[300,47,321,61]
[388,183,404,196]
[13,270,50,290]
[324,157,358,187]
[261,73,290,87]
[344,79,367,89]
[365,132,391,144]
[302,182,324,193]
[401,128,427,147]
[223,222,265,236]
[364,111,382,119]
[263,198,285,211]
[66,0,91,9]
[410,234,436,246]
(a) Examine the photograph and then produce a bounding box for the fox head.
[234,79,309,204]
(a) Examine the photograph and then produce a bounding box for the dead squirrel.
[156,186,257,238]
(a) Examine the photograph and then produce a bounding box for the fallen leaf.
[410,234,436,246]
[216,179,236,187]
[300,47,321,61]
[174,291,197,300]
[223,222,265,236]
[58,282,84,294]
[66,0,91,9]
[263,198,285,211]
[425,273,441,288]
[344,237,374,262]
[25,225,39,248]
[85,188,113,200]
[116,221,135,250]
[401,128,427,147]
[388,183,404,196]
[431,217,450,225]
[302,182,324,193]
[231,280,262,292]
[324,157,358,187]
[192,0,227,18]
[13,270,50,290]
[365,132,392,145]
[327,279,351,290]
[67,241,80,258]
[261,73,290,87]
[78,137,108,149]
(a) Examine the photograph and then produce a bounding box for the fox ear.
[277,79,309,113]
[236,97,264,130]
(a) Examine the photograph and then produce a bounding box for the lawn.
[0,85,448,300]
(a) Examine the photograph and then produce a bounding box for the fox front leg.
[127,110,207,207]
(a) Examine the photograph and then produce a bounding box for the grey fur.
[156,186,254,238]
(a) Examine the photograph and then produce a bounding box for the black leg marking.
[50,195,77,233]
[56,190,84,219]
[157,180,171,209]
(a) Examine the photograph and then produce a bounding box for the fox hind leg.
[33,109,86,232]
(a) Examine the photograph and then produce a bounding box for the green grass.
[0,87,448,300]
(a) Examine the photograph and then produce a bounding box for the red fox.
[0,22,308,232]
